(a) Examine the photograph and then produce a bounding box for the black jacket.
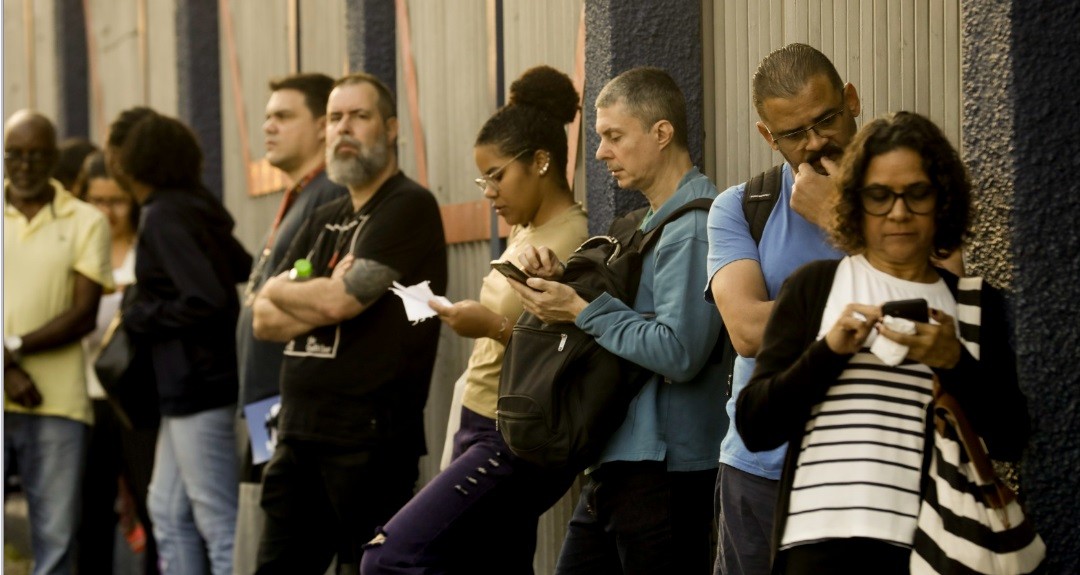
[125,187,252,416]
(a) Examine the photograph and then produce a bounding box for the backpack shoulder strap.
[606,206,651,246]
[743,164,784,246]
[640,197,713,251]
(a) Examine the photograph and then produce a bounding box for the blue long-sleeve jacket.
[577,168,728,472]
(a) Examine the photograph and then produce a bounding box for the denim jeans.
[714,464,777,575]
[359,407,577,575]
[4,412,89,575]
[555,461,716,575]
[148,405,239,575]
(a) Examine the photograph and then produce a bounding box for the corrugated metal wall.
[707,0,962,188]
[2,1,961,570]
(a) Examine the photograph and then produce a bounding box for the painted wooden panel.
[218,0,292,255]
[3,0,58,124]
[299,0,347,76]
[502,0,586,205]
[708,0,963,188]
[145,0,179,117]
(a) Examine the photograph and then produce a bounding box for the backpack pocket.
[497,324,590,462]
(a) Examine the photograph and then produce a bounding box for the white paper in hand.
[869,316,917,366]
[389,281,452,325]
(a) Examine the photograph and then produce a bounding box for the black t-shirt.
[236,172,347,407]
[275,172,447,452]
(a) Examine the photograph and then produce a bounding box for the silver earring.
[540,162,549,175]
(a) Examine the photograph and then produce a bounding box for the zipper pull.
[558,333,567,351]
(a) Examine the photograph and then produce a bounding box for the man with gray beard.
[251,73,447,575]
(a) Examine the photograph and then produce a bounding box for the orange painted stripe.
[566,6,586,189]
[396,0,429,188]
[440,200,510,245]
[220,0,255,196]
[82,0,106,139]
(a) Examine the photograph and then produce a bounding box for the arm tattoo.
[342,258,402,305]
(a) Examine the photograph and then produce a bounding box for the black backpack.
[497,198,714,470]
[716,164,784,397]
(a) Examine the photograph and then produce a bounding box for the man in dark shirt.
[252,72,447,574]
[233,72,347,574]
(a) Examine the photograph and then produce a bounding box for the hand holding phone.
[490,260,531,284]
[881,298,929,323]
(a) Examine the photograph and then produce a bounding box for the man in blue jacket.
[510,67,726,575]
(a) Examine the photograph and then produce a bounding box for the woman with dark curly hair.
[106,108,251,575]
[735,111,1030,574]
[360,65,588,575]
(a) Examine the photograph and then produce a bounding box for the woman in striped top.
[735,112,1030,575]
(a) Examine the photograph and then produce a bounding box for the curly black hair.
[475,65,579,186]
[109,109,203,190]
[832,111,970,258]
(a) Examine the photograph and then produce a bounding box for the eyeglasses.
[474,149,530,194]
[767,107,846,148]
[4,149,53,166]
[858,183,937,216]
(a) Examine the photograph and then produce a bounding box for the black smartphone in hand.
[490,260,531,284]
[881,298,929,323]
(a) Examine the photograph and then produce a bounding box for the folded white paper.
[869,315,917,366]
[389,281,452,325]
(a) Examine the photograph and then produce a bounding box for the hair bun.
[507,66,579,125]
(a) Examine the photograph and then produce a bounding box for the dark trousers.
[714,464,778,575]
[77,399,159,575]
[554,461,716,575]
[359,407,578,575]
[781,538,910,575]
[255,439,418,575]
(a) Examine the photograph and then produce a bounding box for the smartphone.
[881,298,929,323]
[490,260,531,284]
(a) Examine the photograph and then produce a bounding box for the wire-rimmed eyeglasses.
[474,149,530,194]
[766,107,846,148]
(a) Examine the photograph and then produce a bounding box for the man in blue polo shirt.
[706,44,857,575]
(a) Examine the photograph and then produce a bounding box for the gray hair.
[596,67,688,149]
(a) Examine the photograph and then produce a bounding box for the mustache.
[331,135,363,154]
[804,142,845,167]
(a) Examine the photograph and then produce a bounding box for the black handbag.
[94,311,159,429]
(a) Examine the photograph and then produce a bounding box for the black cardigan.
[735,258,1031,572]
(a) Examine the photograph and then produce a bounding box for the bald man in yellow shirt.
[4,110,114,575]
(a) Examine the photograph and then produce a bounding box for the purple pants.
[360,407,577,575]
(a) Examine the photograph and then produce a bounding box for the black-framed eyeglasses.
[4,149,53,166]
[767,107,846,148]
[858,183,937,216]
[474,149,530,194]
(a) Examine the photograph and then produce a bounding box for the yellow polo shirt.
[4,180,114,424]
[461,203,589,418]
